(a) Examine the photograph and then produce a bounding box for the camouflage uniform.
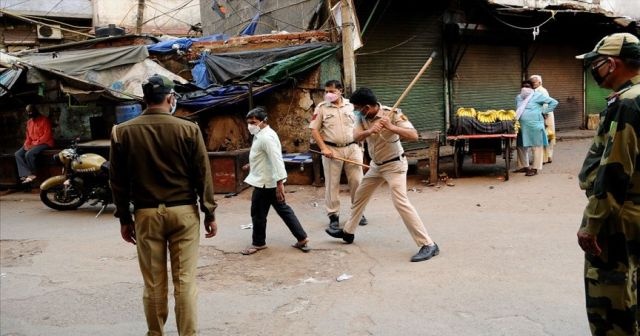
[578,74,640,335]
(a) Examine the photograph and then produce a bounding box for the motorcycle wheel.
[40,184,86,211]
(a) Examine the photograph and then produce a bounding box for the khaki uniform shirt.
[309,98,356,146]
[110,107,217,224]
[356,104,413,164]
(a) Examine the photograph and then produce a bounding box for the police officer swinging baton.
[312,52,436,168]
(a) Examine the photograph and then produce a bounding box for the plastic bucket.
[115,103,142,124]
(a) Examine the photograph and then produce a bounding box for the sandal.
[513,168,528,173]
[525,169,538,176]
[240,245,267,255]
[292,238,311,253]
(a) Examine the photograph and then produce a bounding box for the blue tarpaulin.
[191,53,211,89]
[178,81,286,112]
[239,13,260,36]
[147,34,228,54]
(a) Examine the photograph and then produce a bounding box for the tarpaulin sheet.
[22,45,149,76]
[0,68,23,97]
[24,58,187,100]
[204,42,338,84]
[448,117,516,135]
[147,34,228,54]
[178,81,285,111]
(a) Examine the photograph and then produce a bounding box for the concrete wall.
[93,0,201,36]
[1,0,93,19]
[199,0,319,36]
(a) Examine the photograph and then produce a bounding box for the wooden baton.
[309,149,370,169]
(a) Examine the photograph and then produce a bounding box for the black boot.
[328,214,339,230]
[325,228,354,244]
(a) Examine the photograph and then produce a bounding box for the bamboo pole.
[309,149,370,169]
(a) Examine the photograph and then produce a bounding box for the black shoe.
[358,215,368,226]
[328,214,339,230]
[410,243,439,262]
[325,228,354,244]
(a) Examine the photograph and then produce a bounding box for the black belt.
[135,199,196,210]
[324,141,356,148]
[376,154,405,166]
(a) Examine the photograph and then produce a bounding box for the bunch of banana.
[514,120,521,134]
[476,110,498,123]
[496,109,516,121]
[456,107,477,118]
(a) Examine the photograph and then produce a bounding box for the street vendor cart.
[447,108,517,181]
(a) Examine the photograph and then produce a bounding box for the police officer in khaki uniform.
[110,74,217,336]
[309,80,367,229]
[326,87,439,262]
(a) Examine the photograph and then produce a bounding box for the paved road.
[0,138,593,336]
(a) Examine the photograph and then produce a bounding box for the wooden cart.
[446,133,517,181]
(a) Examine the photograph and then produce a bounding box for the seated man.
[15,105,54,183]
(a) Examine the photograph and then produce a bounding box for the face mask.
[248,122,261,135]
[591,64,611,86]
[170,97,177,115]
[591,61,611,85]
[324,92,340,103]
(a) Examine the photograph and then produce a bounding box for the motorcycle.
[39,139,112,215]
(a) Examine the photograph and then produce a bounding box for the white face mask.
[248,122,262,135]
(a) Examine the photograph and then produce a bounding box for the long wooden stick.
[309,149,370,169]
[387,51,437,116]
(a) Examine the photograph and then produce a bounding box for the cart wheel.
[453,141,464,178]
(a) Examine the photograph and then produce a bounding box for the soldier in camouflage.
[576,33,640,335]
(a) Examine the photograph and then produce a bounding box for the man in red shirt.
[15,104,55,183]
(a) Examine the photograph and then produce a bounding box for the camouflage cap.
[142,74,175,95]
[576,33,640,63]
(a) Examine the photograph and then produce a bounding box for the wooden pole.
[135,0,146,35]
[341,0,356,94]
[309,149,370,169]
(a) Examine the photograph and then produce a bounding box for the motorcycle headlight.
[58,149,75,165]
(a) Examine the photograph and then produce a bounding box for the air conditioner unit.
[37,25,63,40]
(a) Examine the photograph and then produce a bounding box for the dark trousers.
[251,186,307,246]
[15,144,49,178]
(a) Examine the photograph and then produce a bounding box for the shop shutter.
[452,44,521,113]
[355,4,445,132]
[528,45,584,130]
[584,68,610,117]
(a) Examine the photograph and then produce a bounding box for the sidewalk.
[555,129,595,141]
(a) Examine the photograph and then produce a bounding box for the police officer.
[309,80,367,229]
[110,74,217,335]
[575,33,640,335]
[325,87,439,262]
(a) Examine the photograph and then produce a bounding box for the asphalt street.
[1,137,593,336]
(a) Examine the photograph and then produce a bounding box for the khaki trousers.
[322,144,363,215]
[135,204,200,336]
[344,159,433,246]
